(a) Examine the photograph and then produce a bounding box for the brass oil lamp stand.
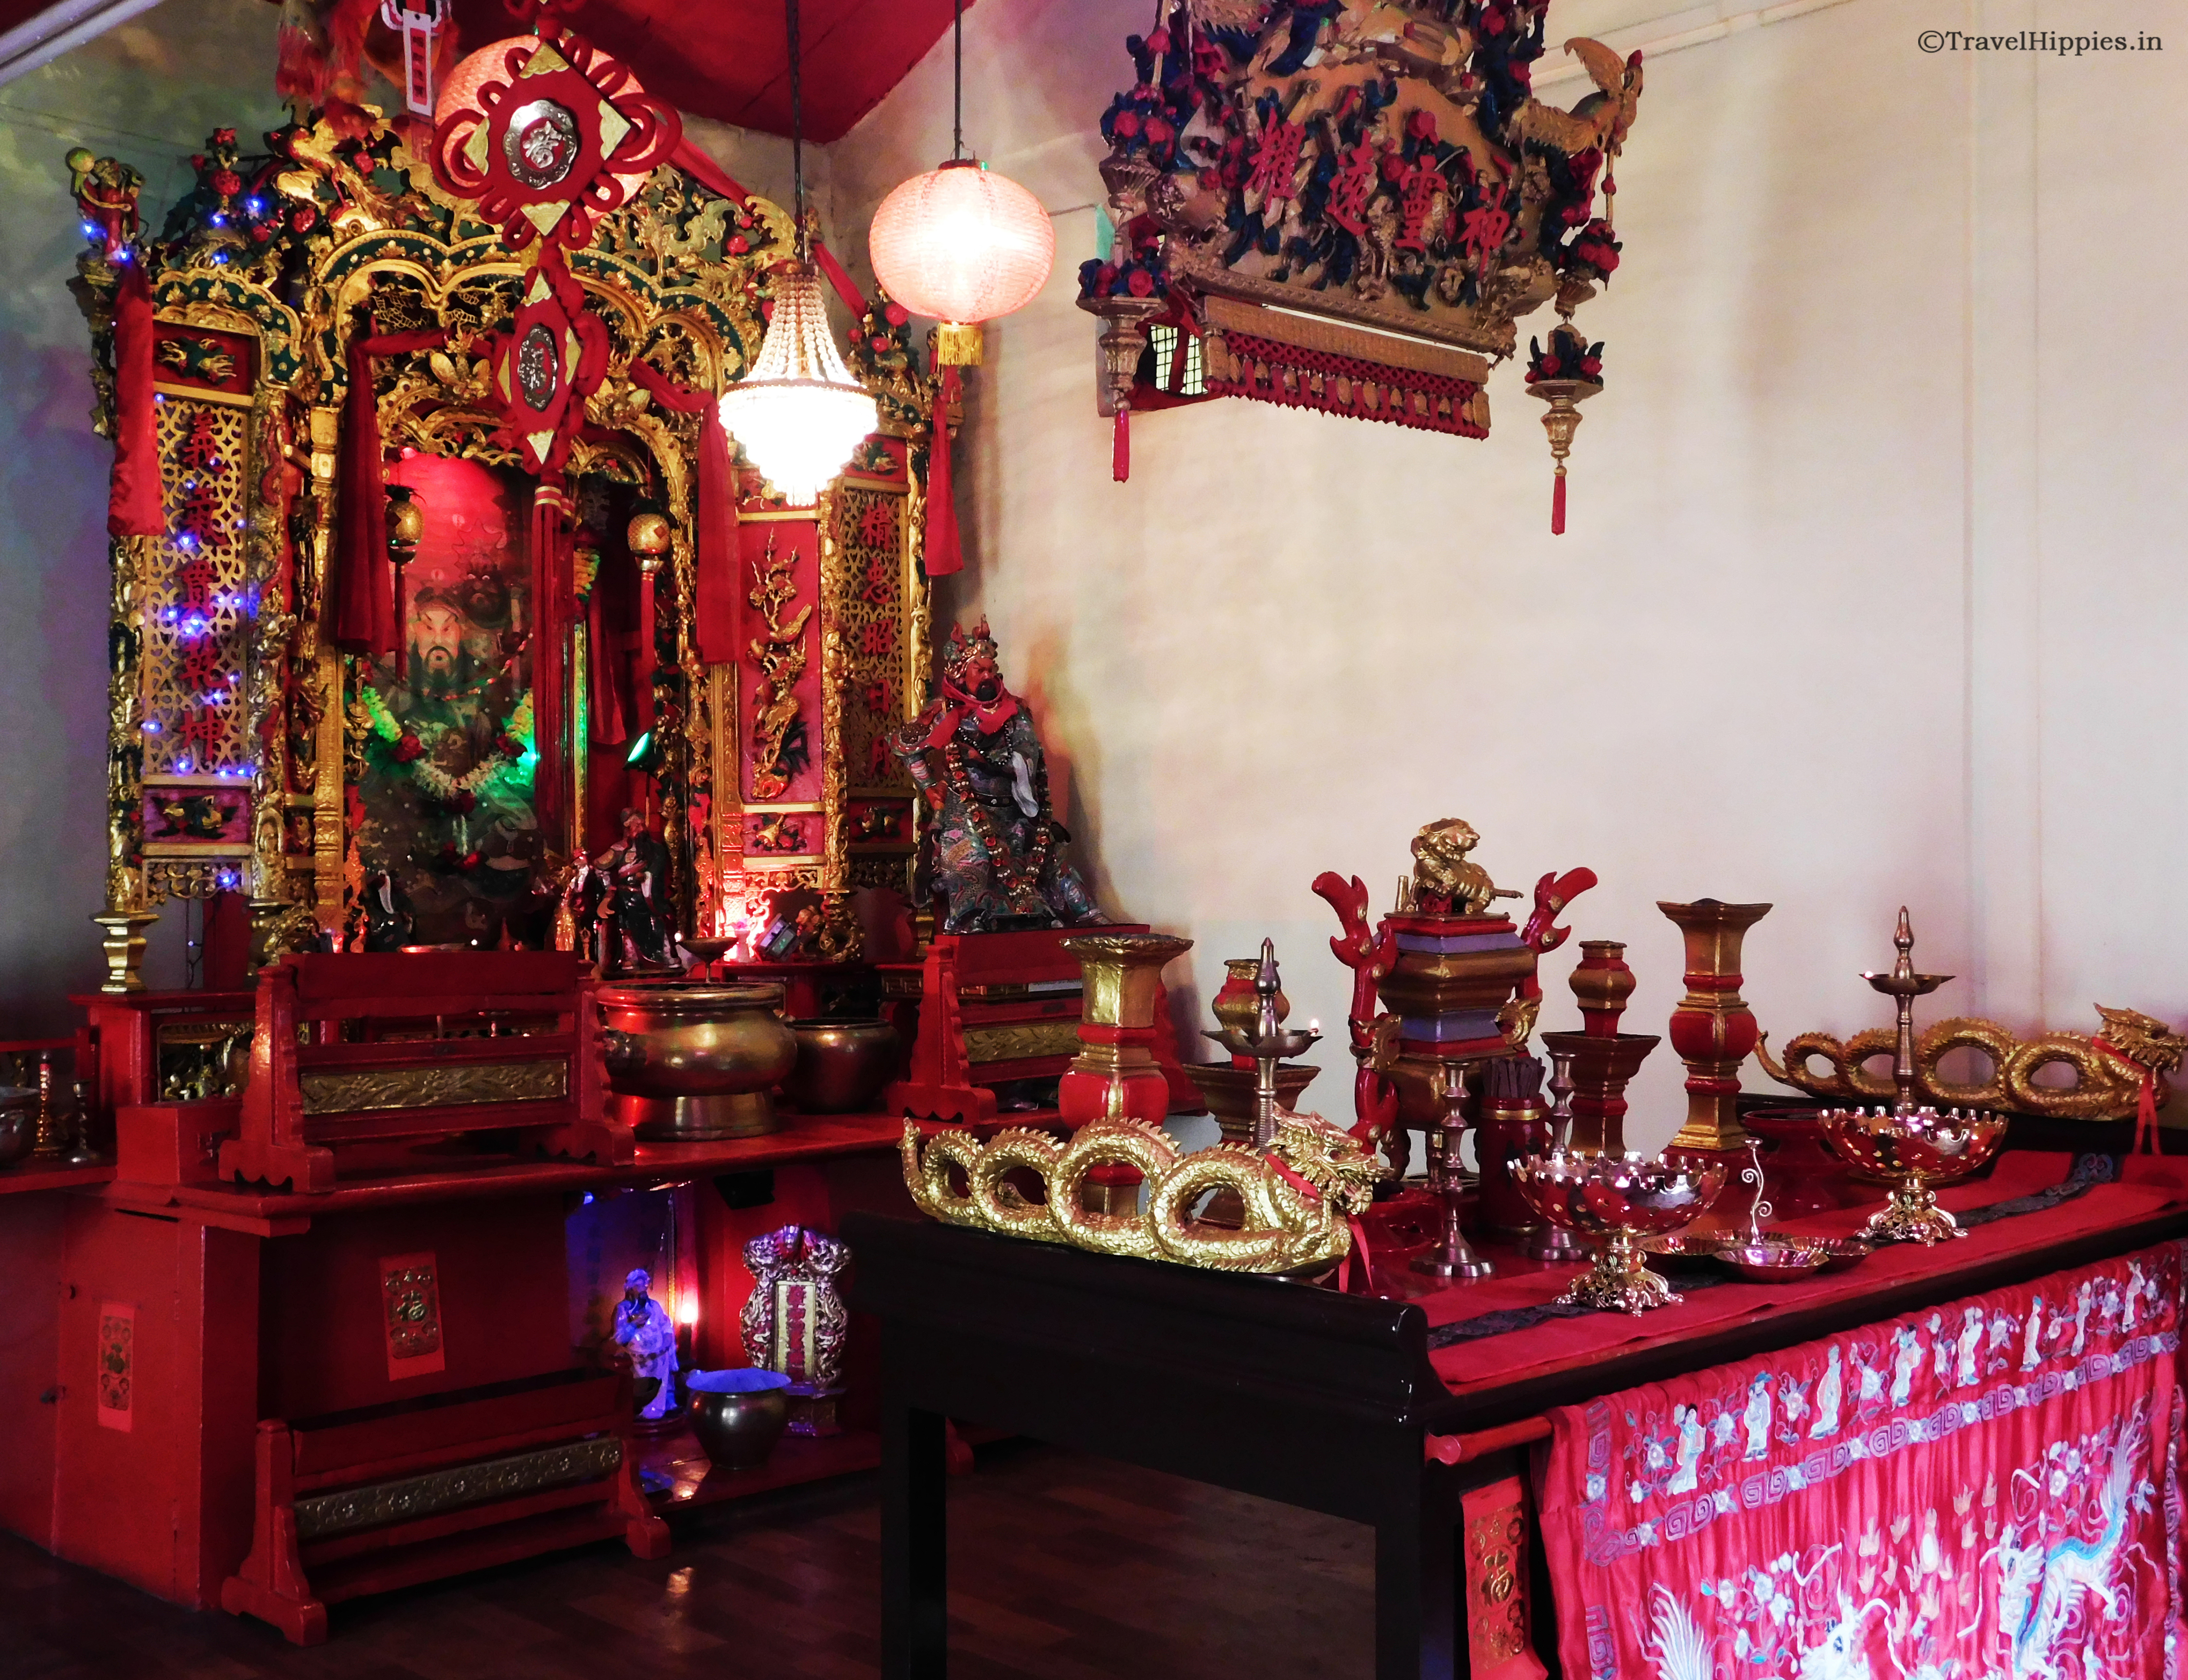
[1816,909,2007,1244]
[1866,906,1949,1118]
[1205,940,1319,1150]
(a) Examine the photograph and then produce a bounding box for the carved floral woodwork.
[1080,0,1642,494]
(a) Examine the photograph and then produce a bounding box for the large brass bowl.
[1817,1105,2007,1245]
[781,1018,901,1114]
[1514,1151,1727,1313]
[597,982,797,1140]
[684,1368,792,1470]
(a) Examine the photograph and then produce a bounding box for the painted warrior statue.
[593,808,672,971]
[892,619,1106,934]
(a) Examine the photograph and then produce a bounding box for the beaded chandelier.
[717,0,876,503]
[718,262,878,504]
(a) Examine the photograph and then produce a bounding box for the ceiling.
[447,0,973,142]
[0,0,974,143]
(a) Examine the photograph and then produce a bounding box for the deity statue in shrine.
[891,619,1106,935]
[613,1268,679,1422]
[353,461,544,948]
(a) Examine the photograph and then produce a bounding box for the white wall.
[831,0,2188,1152]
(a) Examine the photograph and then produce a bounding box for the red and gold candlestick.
[1657,901,1772,1152]
[1539,939,1658,1156]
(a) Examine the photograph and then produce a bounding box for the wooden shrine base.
[2,1439,1371,1679]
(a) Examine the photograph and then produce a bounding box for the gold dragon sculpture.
[900,1095,1389,1276]
[1758,1004,2188,1120]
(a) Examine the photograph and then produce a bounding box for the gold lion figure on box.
[1408,818,1518,916]
[900,1094,1388,1276]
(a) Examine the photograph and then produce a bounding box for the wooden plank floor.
[5,1442,1375,1679]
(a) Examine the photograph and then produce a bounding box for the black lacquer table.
[846,1165,2188,1680]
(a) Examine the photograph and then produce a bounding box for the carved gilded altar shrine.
[71,112,936,987]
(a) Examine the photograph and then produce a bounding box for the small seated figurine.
[891,618,1106,934]
[612,1267,679,1422]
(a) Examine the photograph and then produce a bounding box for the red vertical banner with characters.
[95,1301,135,1432]
[380,1251,446,1382]
[1535,1242,2188,1680]
[1463,1475,1548,1680]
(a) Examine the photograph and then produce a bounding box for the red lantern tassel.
[1552,467,1567,536]
[1113,407,1130,484]
[924,365,963,577]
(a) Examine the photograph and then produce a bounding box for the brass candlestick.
[29,1051,63,1160]
[1205,939,1319,1149]
[1524,1050,1588,1261]
[1415,1061,1493,1281]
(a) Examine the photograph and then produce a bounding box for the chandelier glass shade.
[718,262,879,505]
[869,160,1055,326]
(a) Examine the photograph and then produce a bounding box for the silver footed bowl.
[1514,1151,1728,1314]
[1817,1106,2007,1246]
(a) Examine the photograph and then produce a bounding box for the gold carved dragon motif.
[900,1098,1389,1275]
[1758,1004,2188,1121]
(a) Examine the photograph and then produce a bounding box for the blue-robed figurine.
[613,1267,679,1420]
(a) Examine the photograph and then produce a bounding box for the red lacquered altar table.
[848,1150,2188,1680]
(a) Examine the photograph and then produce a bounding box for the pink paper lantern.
[869,160,1055,325]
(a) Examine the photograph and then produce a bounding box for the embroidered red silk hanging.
[1535,1242,2188,1679]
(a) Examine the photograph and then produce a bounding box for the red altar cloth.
[1498,1157,2188,1680]
[1424,1154,2188,1396]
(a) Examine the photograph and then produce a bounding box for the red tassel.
[1113,407,1130,484]
[332,324,442,654]
[1551,469,1567,536]
[924,367,963,577]
[107,264,162,538]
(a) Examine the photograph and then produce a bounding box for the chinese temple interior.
[2,1,2184,1678]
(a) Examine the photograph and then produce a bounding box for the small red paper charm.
[489,248,610,474]
[380,1251,446,1381]
[95,1301,135,1432]
[429,29,679,255]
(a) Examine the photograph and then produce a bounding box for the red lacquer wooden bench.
[217,950,624,1191]
[220,1367,669,1645]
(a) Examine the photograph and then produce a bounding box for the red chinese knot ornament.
[489,248,611,474]
[429,29,679,255]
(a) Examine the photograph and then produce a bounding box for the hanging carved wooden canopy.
[1079,0,1640,481]
[71,112,935,984]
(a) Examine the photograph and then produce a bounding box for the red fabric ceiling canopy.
[444,0,974,142]
[0,0,970,143]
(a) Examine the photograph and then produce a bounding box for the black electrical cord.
[786,0,806,257]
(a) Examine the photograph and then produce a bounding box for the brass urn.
[597,982,798,1140]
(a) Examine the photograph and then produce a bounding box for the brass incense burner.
[1814,910,2006,1244]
